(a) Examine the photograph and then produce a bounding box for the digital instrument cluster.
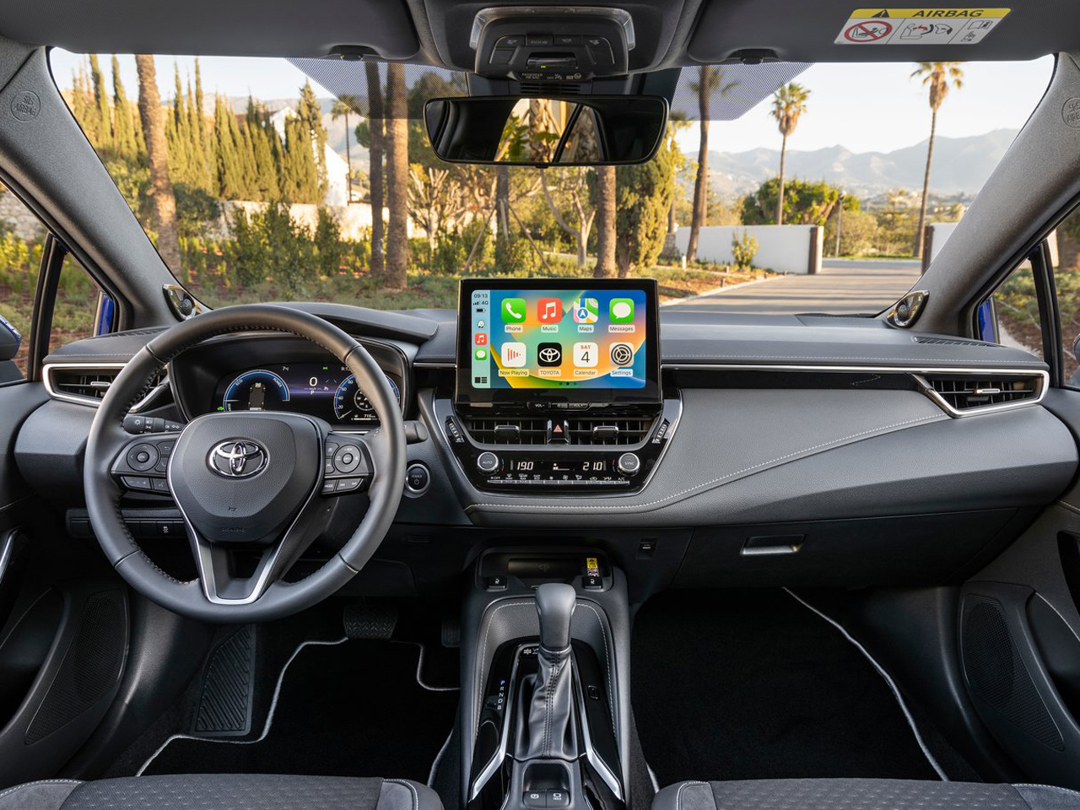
[212,362,401,425]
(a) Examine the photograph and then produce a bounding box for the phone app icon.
[609,298,635,323]
[537,298,562,323]
[501,342,527,368]
[474,348,488,361]
[537,343,562,367]
[573,298,599,324]
[610,342,635,367]
[501,297,527,323]
[573,342,598,368]
[474,333,487,346]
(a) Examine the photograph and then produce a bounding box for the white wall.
[674,225,823,274]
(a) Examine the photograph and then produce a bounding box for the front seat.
[654,779,1080,810]
[0,774,440,810]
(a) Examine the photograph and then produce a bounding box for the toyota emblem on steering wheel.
[208,440,269,479]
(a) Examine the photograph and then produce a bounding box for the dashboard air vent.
[461,413,656,446]
[914,336,1001,348]
[47,365,167,410]
[49,367,121,401]
[923,374,1043,413]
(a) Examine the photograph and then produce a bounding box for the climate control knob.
[476,451,501,474]
[617,452,641,476]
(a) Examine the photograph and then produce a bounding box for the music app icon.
[537,298,562,324]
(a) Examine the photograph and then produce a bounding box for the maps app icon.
[572,298,599,324]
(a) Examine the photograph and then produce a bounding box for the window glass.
[49,51,1053,316]
[1054,218,1080,385]
[0,180,102,377]
[989,259,1044,363]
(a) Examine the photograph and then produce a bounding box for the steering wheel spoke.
[111,433,181,495]
[321,432,373,496]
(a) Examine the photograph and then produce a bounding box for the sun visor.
[669,62,811,121]
[0,0,420,60]
[689,0,1065,64]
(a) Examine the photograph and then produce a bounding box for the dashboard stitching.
[469,412,947,511]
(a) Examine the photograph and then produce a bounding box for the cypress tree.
[282,114,319,204]
[187,76,212,192]
[247,99,279,201]
[213,95,245,199]
[297,81,328,200]
[86,55,109,149]
[110,55,138,163]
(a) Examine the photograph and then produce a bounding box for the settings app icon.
[609,342,635,367]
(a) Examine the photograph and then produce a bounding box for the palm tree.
[770,82,810,226]
[594,166,616,278]
[364,62,385,277]
[911,62,964,259]
[385,63,409,289]
[687,66,737,262]
[134,55,182,275]
[331,95,359,203]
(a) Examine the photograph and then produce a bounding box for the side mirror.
[424,95,668,167]
[976,297,1000,344]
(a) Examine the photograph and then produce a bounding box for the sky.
[49,49,1055,156]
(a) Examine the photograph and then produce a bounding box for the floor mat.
[631,589,942,787]
[141,639,458,782]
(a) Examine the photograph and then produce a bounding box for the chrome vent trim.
[44,363,169,412]
[913,370,1048,417]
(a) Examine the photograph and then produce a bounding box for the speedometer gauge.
[222,369,290,412]
[333,375,400,422]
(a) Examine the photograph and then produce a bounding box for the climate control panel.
[434,398,680,494]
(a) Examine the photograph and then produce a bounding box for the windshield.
[45,52,1052,316]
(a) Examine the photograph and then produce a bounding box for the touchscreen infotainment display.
[456,278,660,405]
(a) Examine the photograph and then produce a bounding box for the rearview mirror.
[424,95,668,167]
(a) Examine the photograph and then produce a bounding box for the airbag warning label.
[836,8,1011,45]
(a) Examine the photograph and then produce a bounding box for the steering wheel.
[84,305,406,622]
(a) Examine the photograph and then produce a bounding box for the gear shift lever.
[516,583,578,760]
[536,583,576,657]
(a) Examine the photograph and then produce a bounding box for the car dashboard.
[20,299,1079,593]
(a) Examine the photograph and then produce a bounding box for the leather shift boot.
[515,646,577,760]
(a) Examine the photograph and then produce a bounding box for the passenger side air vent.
[920,373,1045,415]
[46,364,167,411]
[914,336,1002,348]
[461,413,656,446]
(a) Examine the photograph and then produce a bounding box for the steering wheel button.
[127,444,159,471]
[325,460,336,475]
[151,478,170,493]
[337,478,361,493]
[325,442,340,458]
[322,479,338,494]
[122,476,152,491]
[334,445,362,474]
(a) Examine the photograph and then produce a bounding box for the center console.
[460,549,631,810]
[442,278,679,494]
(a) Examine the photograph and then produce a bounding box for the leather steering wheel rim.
[83,304,407,622]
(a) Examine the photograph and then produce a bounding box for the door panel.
[958,386,1080,787]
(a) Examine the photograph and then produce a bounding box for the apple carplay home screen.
[458,280,659,406]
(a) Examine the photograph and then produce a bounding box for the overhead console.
[470,7,635,82]
[441,278,679,493]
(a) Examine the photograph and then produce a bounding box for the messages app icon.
[610,298,635,323]
[501,297,527,323]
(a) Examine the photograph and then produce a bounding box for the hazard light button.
[547,418,570,444]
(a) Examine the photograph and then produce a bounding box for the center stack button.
[477,451,500,474]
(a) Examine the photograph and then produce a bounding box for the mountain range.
[697,128,1019,200]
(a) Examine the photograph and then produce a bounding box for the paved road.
[668,259,924,316]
